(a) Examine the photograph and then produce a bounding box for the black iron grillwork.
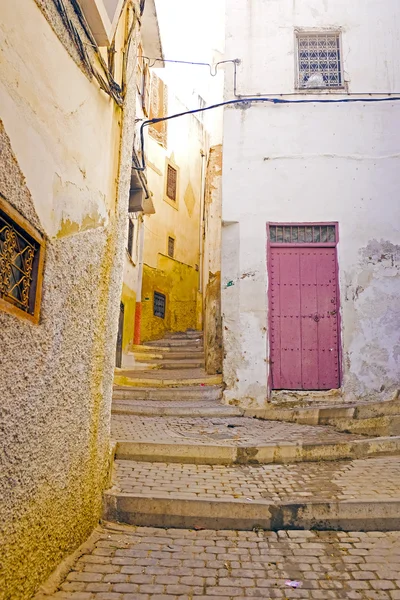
[0,208,40,315]
[270,225,336,244]
[154,291,166,318]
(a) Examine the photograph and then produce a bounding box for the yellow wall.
[121,283,137,351]
[141,255,200,342]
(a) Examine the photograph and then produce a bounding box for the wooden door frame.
[266,222,342,396]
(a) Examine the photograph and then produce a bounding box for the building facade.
[0,0,160,597]
[118,74,207,363]
[222,0,400,407]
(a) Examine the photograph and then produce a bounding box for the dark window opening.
[128,218,134,257]
[168,236,175,258]
[154,291,166,318]
[166,164,177,201]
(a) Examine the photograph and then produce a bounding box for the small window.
[0,197,44,323]
[127,218,134,258]
[154,291,166,318]
[166,165,177,201]
[296,32,342,89]
[167,236,175,258]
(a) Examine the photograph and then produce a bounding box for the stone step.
[112,385,223,401]
[111,414,400,465]
[112,400,242,417]
[140,358,205,370]
[144,338,204,348]
[103,456,400,531]
[246,396,400,437]
[114,369,222,388]
[165,330,203,340]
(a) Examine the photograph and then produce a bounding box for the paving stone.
[111,415,363,447]
[107,456,400,505]
[46,524,400,600]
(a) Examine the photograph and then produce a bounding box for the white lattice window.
[296,32,343,89]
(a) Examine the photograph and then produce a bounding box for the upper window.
[167,236,175,258]
[166,165,177,202]
[0,197,45,324]
[127,218,134,258]
[296,32,343,89]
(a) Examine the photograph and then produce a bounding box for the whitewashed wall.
[222,0,400,406]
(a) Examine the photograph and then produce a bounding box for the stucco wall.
[222,0,400,407]
[0,1,138,597]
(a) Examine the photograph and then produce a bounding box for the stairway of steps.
[106,329,400,533]
[112,330,233,417]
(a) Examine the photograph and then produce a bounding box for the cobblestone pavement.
[111,416,364,447]
[48,523,400,599]
[110,456,400,502]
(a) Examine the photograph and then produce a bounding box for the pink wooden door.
[270,246,340,390]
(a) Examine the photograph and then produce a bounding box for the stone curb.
[112,385,223,401]
[114,374,223,388]
[114,435,400,465]
[103,492,400,532]
[111,404,243,417]
[244,396,400,427]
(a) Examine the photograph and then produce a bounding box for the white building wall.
[222,0,400,407]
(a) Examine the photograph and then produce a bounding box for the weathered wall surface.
[203,145,223,374]
[0,1,138,597]
[141,256,199,342]
[222,0,400,407]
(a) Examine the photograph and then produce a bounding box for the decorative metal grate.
[166,164,177,201]
[154,291,166,318]
[0,207,40,315]
[270,224,336,244]
[168,236,175,258]
[297,33,342,89]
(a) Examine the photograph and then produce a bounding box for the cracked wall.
[222,0,400,407]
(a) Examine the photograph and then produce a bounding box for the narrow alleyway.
[38,331,400,599]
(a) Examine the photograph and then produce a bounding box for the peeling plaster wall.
[203,145,223,374]
[141,256,199,342]
[222,0,400,407]
[0,1,138,598]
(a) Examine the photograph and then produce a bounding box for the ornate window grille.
[296,32,342,89]
[0,197,44,323]
[269,224,337,245]
[154,291,166,318]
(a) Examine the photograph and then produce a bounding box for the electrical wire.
[133,95,400,172]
